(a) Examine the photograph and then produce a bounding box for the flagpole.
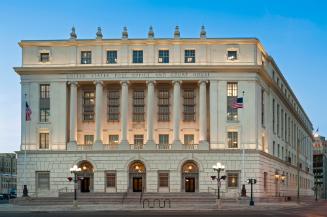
[241,91,246,197]
[23,93,28,197]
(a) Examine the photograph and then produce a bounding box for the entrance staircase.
[11,192,217,209]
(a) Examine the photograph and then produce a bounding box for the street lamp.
[211,162,226,208]
[70,165,81,208]
[247,178,257,206]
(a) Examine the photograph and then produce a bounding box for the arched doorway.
[129,161,146,192]
[77,161,94,193]
[181,161,199,192]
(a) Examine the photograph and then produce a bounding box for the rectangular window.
[39,133,49,149]
[285,113,287,141]
[158,50,169,63]
[159,134,169,145]
[184,134,194,145]
[109,135,119,146]
[134,135,144,146]
[36,171,50,190]
[183,89,195,121]
[158,172,169,188]
[264,172,267,191]
[40,53,49,63]
[281,109,284,139]
[184,49,195,63]
[81,51,92,64]
[228,132,238,148]
[261,89,265,127]
[107,90,120,121]
[277,104,280,136]
[132,50,143,63]
[227,82,238,121]
[227,50,237,60]
[158,88,169,121]
[84,135,94,145]
[273,141,275,156]
[227,173,239,187]
[133,90,145,121]
[106,172,116,188]
[272,99,275,134]
[40,84,50,122]
[278,144,280,158]
[83,91,95,121]
[107,50,117,64]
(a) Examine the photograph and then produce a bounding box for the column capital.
[146,80,156,85]
[120,80,130,86]
[172,80,182,85]
[198,80,208,85]
[93,80,104,86]
[68,81,79,86]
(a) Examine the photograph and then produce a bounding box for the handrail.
[139,186,145,204]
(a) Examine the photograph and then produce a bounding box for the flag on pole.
[25,102,32,121]
[231,97,244,109]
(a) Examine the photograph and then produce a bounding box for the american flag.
[25,101,32,121]
[231,97,244,109]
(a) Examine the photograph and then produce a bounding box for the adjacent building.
[14,26,314,198]
[0,153,17,195]
[313,136,327,199]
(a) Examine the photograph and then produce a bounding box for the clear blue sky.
[0,0,326,152]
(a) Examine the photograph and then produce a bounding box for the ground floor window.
[36,171,50,190]
[106,171,116,188]
[227,172,239,188]
[158,171,169,188]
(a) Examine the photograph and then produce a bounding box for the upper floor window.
[133,90,145,121]
[40,53,49,63]
[261,89,265,127]
[107,50,117,64]
[158,88,169,121]
[159,134,169,145]
[134,135,144,146]
[183,89,195,121]
[84,135,94,145]
[184,50,195,63]
[39,133,49,149]
[227,132,238,148]
[132,50,143,63]
[272,99,275,134]
[158,50,169,63]
[184,134,194,145]
[83,91,95,121]
[227,82,238,121]
[227,50,238,60]
[81,51,92,64]
[107,90,120,121]
[40,84,50,122]
[109,135,119,146]
[40,84,50,99]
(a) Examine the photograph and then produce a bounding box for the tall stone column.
[120,81,129,149]
[94,81,103,150]
[209,80,218,149]
[68,81,78,150]
[172,80,182,149]
[199,80,209,149]
[146,81,155,148]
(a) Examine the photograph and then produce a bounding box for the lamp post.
[212,162,226,208]
[247,178,257,206]
[70,165,81,208]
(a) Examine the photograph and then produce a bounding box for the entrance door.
[133,177,142,192]
[185,177,195,192]
[81,177,90,192]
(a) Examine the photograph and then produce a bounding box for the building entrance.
[181,161,199,192]
[133,177,143,192]
[81,177,90,192]
[77,161,94,193]
[185,177,195,192]
[129,161,146,192]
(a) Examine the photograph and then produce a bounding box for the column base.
[172,140,182,150]
[93,140,103,150]
[145,140,155,150]
[67,141,77,151]
[120,140,130,150]
[199,140,209,150]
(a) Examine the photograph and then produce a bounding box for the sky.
[0,0,326,153]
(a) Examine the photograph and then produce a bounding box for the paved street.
[0,201,326,217]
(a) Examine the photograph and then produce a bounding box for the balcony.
[76,144,92,151]
[156,144,172,150]
[104,144,119,150]
[182,144,199,150]
[130,144,144,150]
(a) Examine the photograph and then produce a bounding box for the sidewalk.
[0,201,313,212]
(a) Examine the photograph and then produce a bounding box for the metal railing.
[143,198,171,208]
[104,144,118,150]
[156,144,172,150]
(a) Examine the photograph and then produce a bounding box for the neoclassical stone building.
[14,26,314,198]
